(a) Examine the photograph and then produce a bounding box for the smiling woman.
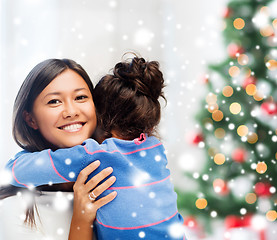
[0,58,117,240]
[23,69,97,149]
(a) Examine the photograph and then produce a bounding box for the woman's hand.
[68,160,117,240]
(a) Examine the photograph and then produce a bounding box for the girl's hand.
[69,161,117,240]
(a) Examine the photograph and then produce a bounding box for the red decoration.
[213,178,229,196]
[183,216,205,239]
[191,133,204,144]
[199,74,209,84]
[242,76,257,89]
[223,7,232,18]
[183,216,198,229]
[225,215,265,240]
[231,148,247,163]
[225,215,252,229]
[261,102,277,115]
[254,182,272,197]
[227,43,244,58]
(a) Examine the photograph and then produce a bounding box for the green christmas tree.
[177,0,277,234]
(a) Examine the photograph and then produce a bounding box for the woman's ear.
[23,111,38,130]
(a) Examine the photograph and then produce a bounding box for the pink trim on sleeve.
[96,211,178,230]
[48,150,70,182]
[12,159,29,188]
[83,142,162,156]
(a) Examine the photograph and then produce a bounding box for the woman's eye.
[47,99,61,105]
[76,95,88,101]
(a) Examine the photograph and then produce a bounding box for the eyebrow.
[43,88,90,99]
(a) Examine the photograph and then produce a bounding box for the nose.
[62,101,80,118]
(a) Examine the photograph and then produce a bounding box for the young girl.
[0,58,116,240]
[5,56,186,239]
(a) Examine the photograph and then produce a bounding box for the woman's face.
[28,69,96,148]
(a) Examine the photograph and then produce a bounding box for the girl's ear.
[23,111,39,130]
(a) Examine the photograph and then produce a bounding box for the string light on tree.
[176,1,277,237]
[256,162,267,174]
[195,198,208,210]
[245,193,257,204]
[233,18,245,30]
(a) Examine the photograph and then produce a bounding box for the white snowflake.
[168,222,186,238]
[138,231,146,238]
[69,172,75,178]
[65,158,72,165]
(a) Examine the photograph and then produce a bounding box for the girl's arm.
[68,161,117,240]
[5,139,100,188]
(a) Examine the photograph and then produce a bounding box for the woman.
[4,56,187,239]
[0,58,116,240]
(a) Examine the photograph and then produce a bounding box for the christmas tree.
[177,0,277,237]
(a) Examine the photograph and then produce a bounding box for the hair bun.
[113,56,165,101]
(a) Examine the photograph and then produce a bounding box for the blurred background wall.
[0,0,227,239]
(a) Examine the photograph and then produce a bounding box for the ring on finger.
[88,191,97,201]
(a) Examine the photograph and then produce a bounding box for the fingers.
[89,175,116,199]
[73,160,117,213]
[74,160,100,189]
[93,191,117,209]
[84,167,113,192]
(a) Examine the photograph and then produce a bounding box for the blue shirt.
[6,134,186,239]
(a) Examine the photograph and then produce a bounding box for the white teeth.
[62,124,82,132]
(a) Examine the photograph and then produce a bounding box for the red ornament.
[183,216,206,239]
[227,43,244,58]
[261,102,277,115]
[191,133,204,144]
[242,76,257,89]
[232,148,247,163]
[213,178,229,195]
[183,216,198,229]
[254,182,272,197]
[199,74,209,84]
[223,7,232,18]
[225,215,252,229]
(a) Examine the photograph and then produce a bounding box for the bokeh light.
[266,210,277,221]
[214,153,225,165]
[195,198,208,209]
[233,18,245,30]
[230,102,242,114]
[247,132,258,144]
[245,193,257,204]
[206,93,217,104]
[237,54,249,65]
[246,84,257,96]
[222,86,233,97]
[208,103,219,113]
[237,125,249,136]
[256,162,267,174]
[212,110,224,122]
[214,128,225,139]
[229,66,240,77]
[266,59,277,70]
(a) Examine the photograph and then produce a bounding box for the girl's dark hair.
[1,58,94,227]
[13,58,94,152]
[93,54,166,140]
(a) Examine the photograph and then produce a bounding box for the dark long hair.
[13,58,94,152]
[93,54,166,140]
[0,58,94,226]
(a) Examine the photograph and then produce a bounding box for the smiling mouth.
[58,122,85,132]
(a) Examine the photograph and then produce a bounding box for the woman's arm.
[68,161,117,240]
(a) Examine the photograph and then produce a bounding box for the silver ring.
[88,191,96,201]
